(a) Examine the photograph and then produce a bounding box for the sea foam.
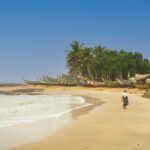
[0,95,89,127]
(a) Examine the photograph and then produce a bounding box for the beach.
[1,86,147,150]
[0,85,148,150]
[1,0,150,150]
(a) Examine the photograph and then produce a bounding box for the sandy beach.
[0,87,144,150]
[7,86,150,150]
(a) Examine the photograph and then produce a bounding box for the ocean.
[0,94,90,149]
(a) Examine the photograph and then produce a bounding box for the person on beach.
[121,90,129,109]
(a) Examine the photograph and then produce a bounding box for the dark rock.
[143,89,150,98]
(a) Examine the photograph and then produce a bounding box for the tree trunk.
[87,67,94,81]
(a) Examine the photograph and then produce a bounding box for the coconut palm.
[66,41,150,82]
[66,41,84,76]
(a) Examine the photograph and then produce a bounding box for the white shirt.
[122,92,128,97]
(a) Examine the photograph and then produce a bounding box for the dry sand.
[11,86,150,150]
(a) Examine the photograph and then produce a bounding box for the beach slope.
[12,87,150,150]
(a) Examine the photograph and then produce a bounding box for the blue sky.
[0,0,150,82]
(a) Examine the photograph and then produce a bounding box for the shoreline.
[0,86,105,150]
[11,86,150,150]
[10,87,105,150]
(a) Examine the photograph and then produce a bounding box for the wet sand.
[8,86,150,150]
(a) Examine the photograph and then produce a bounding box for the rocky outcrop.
[143,89,150,98]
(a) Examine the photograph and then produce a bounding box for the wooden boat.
[135,74,150,82]
[24,80,77,86]
[115,78,134,87]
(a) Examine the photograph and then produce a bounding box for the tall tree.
[66,41,150,81]
[66,41,84,76]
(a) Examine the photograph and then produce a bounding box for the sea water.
[0,95,90,149]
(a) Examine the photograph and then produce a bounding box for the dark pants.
[123,97,128,108]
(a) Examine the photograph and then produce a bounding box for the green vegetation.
[25,41,150,87]
[66,41,150,81]
[25,74,78,85]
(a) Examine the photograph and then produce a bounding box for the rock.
[144,89,150,98]
[145,79,150,84]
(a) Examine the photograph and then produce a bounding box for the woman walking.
[121,90,129,109]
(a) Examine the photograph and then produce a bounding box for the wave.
[0,95,90,128]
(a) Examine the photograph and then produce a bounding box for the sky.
[0,0,150,82]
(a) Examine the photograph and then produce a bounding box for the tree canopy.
[66,41,150,81]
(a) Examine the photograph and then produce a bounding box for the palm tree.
[80,47,94,80]
[66,41,150,82]
[66,41,84,76]
[93,45,107,80]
